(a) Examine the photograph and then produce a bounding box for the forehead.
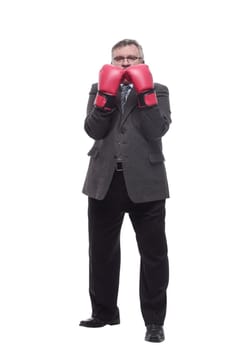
[112,44,140,57]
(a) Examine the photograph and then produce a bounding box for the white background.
[1,0,233,349]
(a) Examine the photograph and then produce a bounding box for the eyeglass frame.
[112,55,143,64]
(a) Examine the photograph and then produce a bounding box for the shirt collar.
[121,83,133,89]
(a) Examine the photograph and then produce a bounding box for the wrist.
[137,89,158,108]
[95,92,116,111]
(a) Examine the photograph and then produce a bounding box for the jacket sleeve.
[84,83,117,140]
[139,83,172,140]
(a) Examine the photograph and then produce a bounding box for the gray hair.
[111,39,144,61]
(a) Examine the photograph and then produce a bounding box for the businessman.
[80,39,171,342]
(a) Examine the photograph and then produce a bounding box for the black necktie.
[121,84,131,112]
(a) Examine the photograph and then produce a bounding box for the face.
[112,44,144,84]
[112,44,143,68]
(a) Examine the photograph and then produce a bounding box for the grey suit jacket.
[82,82,171,203]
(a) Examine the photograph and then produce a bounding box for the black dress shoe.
[145,325,165,342]
[79,317,120,328]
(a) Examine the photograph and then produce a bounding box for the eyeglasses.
[112,55,142,64]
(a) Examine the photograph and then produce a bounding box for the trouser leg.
[88,197,124,321]
[129,200,169,325]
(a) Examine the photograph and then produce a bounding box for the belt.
[115,162,123,172]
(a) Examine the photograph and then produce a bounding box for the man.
[80,39,171,343]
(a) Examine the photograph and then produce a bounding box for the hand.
[125,64,158,108]
[95,64,124,110]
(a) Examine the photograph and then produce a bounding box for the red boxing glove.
[125,64,158,108]
[95,64,124,111]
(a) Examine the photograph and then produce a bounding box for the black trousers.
[88,171,169,326]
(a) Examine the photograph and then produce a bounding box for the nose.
[121,59,131,68]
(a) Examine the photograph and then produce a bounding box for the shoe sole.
[109,320,120,326]
[79,319,120,328]
[145,336,165,342]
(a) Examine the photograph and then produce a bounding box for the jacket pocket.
[148,153,165,164]
[87,146,99,159]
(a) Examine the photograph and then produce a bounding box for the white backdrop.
[1,0,233,349]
